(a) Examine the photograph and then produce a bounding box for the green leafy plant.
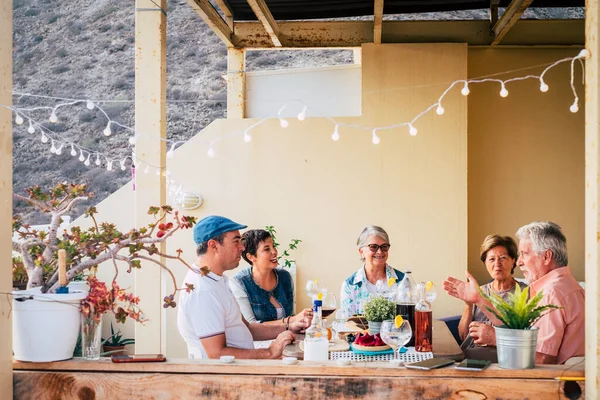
[480,284,561,329]
[103,322,135,347]
[264,225,302,268]
[363,295,396,322]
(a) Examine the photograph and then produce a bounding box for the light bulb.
[86,100,95,110]
[579,49,589,59]
[41,132,48,143]
[155,169,160,176]
[461,83,470,96]
[167,143,176,159]
[297,106,307,121]
[243,130,252,143]
[436,104,445,115]
[331,125,340,141]
[570,100,579,113]
[371,130,380,145]
[15,114,24,125]
[103,122,111,136]
[120,161,126,171]
[84,154,91,166]
[27,120,35,134]
[50,141,57,154]
[107,161,113,171]
[79,151,85,162]
[279,118,288,128]
[500,85,509,98]
[207,146,215,158]
[128,136,136,145]
[49,111,58,123]
[540,80,549,92]
[95,155,101,165]
[144,165,149,173]
[55,144,63,155]
[409,124,418,136]
[70,145,77,156]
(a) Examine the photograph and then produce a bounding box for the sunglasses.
[364,243,391,253]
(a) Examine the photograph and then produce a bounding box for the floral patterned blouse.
[340,264,404,316]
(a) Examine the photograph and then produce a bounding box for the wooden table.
[14,358,584,399]
[285,319,464,360]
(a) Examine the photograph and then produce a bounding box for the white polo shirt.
[177,265,254,359]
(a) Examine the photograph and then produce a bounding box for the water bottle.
[304,299,329,361]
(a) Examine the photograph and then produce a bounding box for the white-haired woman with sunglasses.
[340,225,405,316]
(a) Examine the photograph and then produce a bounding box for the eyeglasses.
[364,243,391,253]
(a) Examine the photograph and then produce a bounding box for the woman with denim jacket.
[230,229,312,330]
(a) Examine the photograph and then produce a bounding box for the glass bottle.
[415,282,433,352]
[395,270,417,347]
[303,299,329,361]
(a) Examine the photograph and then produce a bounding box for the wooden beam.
[227,48,246,118]
[246,0,282,47]
[134,0,167,354]
[491,0,534,46]
[231,20,583,48]
[585,0,600,398]
[374,0,384,45]
[214,0,234,30]
[186,0,233,47]
[0,0,13,397]
[490,0,500,27]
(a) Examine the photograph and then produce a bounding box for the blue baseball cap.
[193,215,247,245]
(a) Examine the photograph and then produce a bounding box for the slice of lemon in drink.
[387,277,396,287]
[395,315,404,328]
[317,292,323,301]
[426,281,434,291]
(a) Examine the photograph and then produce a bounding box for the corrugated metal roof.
[226,0,584,21]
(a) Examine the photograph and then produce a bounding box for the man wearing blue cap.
[177,215,298,359]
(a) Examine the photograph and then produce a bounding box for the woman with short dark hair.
[229,229,311,331]
[458,234,526,361]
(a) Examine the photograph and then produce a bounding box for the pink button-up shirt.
[530,266,585,364]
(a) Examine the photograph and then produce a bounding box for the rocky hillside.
[11,1,582,223]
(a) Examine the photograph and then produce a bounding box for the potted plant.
[102,322,135,354]
[11,183,197,362]
[363,295,396,334]
[480,285,560,369]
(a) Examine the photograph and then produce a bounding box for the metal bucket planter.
[495,326,538,369]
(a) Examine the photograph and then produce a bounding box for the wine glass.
[380,319,412,361]
[305,279,327,301]
[425,281,437,303]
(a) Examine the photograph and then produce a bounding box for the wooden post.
[586,1,600,398]
[353,48,362,64]
[227,48,246,119]
[0,0,13,396]
[134,0,167,354]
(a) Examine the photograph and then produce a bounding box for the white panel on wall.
[245,64,362,118]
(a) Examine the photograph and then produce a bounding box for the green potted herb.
[363,295,396,334]
[102,322,135,354]
[264,225,302,269]
[480,285,560,369]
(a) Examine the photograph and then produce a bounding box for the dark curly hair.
[241,229,272,265]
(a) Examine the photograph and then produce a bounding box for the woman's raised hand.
[289,308,313,332]
[442,270,481,305]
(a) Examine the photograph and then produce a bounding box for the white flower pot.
[368,321,382,335]
[13,287,88,362]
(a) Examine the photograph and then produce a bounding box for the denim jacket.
[231,267,295,323]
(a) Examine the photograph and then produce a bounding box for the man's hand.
[289,308,312,333]
[268,331,296,359]
[468,322,496,346]
[443,270,481,305]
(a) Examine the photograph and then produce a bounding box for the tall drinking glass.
[380,319,412,360]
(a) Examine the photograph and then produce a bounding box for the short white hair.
[516,221,568,267]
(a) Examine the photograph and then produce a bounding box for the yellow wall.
[467,48,585,284]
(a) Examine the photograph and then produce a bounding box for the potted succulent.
[102,322,135,354]
[11,183,197,362]
[363,295,396,334]
[480,285,560,369]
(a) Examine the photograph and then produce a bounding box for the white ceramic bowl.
[283,357,298,365]
[220,355,235,364]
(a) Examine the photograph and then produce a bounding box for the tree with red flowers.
[12,183,198,308]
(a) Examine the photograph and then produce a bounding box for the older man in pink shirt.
[443,222,585,364]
